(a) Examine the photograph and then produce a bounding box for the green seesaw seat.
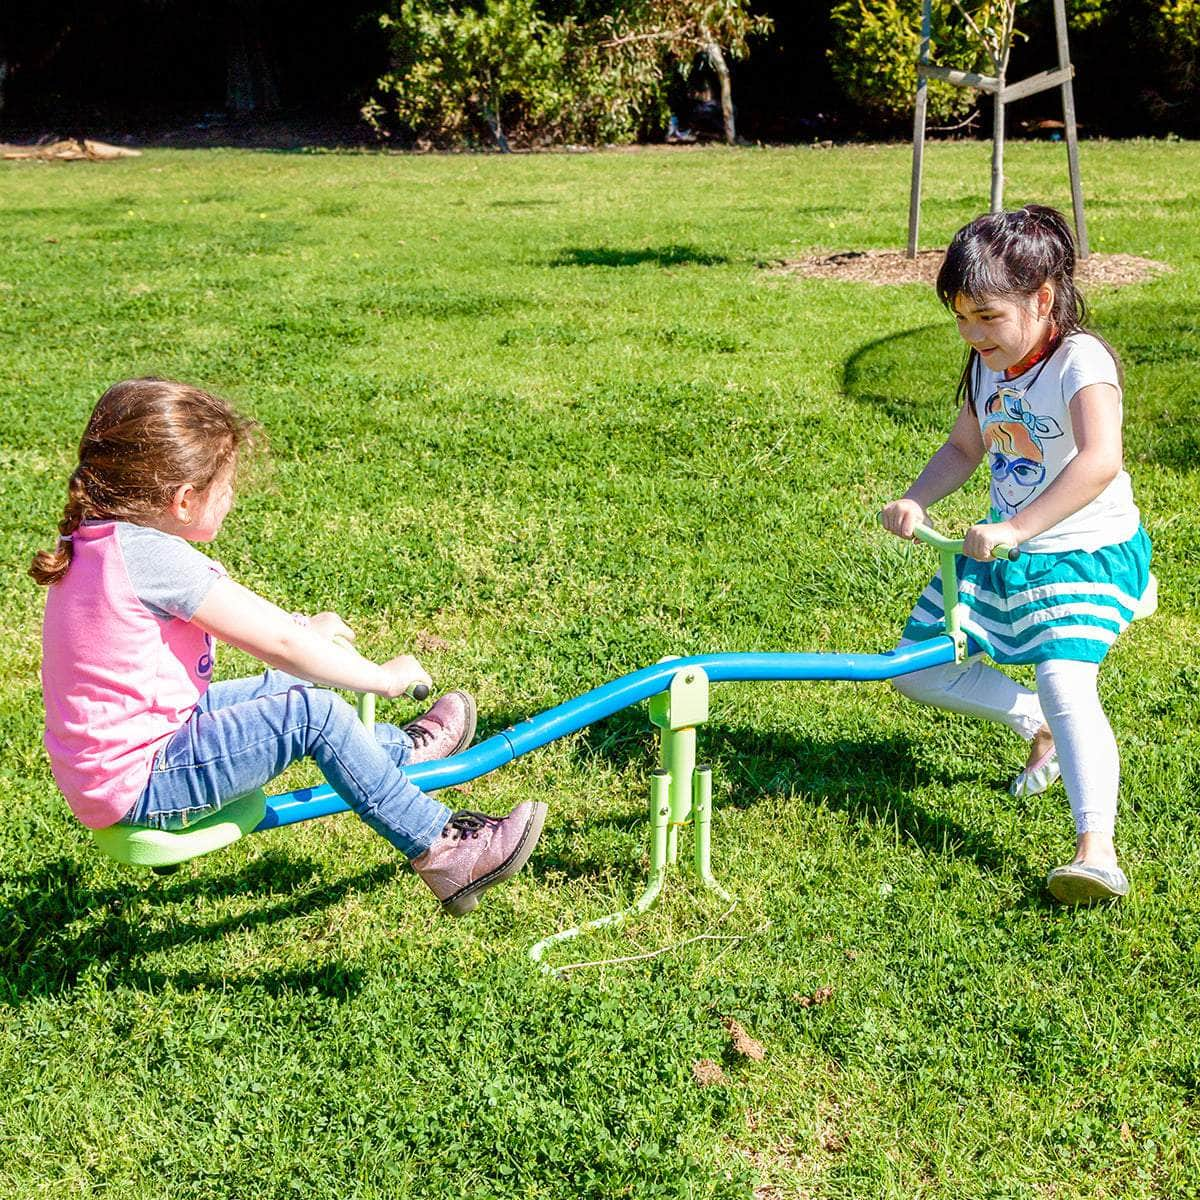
[90,788,267,872]
[88,652,375,874]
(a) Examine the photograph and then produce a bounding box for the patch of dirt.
[692,1058,729,1087]
[1,138,141,162]
[792,985,834,1009]
[723,1016,766,1061]
[0,113,379,154]
[415,630,452,653]
[763,248,1170,287]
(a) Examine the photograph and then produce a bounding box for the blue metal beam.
[255,639,956,831]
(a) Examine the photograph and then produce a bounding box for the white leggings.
[891,651,1118,837]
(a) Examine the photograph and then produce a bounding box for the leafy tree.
[365,0,772,148]
[828,0,1021,125]
[827,0,1200,131]
[589,1,773,143]
[1155,0,1199,100]
[364,0,569,149]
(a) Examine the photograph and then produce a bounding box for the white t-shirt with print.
[972,331,1139,554]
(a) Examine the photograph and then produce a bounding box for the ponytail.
[30,378,256,587]
[29,544,73,588]
[30,472,94,586]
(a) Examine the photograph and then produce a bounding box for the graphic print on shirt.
[981,386,1064,518]
[197,633,214,680]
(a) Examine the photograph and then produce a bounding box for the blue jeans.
[121,670,451,859]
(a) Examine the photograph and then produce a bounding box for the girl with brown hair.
[33,378,544,916]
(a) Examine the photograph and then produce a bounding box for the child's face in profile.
[953,287,1052,373]
[187,459,236,543]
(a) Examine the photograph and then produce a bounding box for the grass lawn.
[2,140,1199,1199]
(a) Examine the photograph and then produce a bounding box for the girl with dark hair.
[880,206,1154,905]
[33,379,545,915]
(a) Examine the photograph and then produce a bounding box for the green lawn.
[2,141,1199,1199]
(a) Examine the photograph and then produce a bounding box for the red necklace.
[1004,327,1060,380]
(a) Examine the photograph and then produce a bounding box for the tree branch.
[929,108,981,132]
[597,25,692,50]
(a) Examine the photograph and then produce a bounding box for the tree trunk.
[225,0,280,114]
[705,42,736,145]
[483,106,511,152]
[481,76,510,152]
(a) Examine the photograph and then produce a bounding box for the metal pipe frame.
[908,0,1088,255]
[253,639,959,832]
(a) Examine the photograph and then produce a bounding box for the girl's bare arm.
[192,578,430,698]
[881,402,985,538]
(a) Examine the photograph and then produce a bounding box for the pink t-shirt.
[41,522,224,828]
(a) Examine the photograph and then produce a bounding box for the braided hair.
[31,378,256,586]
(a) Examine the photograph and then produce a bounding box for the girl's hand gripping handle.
[331,635,433,701]
[909,522,1021,562]
[879,498,928,541]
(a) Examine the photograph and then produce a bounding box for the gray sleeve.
[115,523,226,621]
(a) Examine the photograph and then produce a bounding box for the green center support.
[647,664,729,900]
[358,691,376,734]
[940,544,969,662]
[529,661,730,974]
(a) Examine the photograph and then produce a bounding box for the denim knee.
[287,684,359,750]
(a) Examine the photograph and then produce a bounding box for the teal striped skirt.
[902,526,1153,665]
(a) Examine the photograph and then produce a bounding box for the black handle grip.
[408,683,430,702]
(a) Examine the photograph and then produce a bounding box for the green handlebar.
[911,523,1020,562]
[880,517,1018,661]
[331,634,431,701]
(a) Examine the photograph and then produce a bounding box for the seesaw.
[89,527,1017,968]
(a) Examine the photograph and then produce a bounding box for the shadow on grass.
[709,722,1020,867]
[843,304,1200,472]
[0,850,399,1008]
[841,323,954,431]
[0,704,1035,1007]
[550,245,729,268]
[495,703,1021,883]
[1092,299,1200,473]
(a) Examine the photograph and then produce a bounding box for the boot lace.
[443,811,498,841]
[407,721,436,748]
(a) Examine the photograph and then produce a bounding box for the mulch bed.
[763,248,1170,288]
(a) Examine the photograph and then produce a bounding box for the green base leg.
[529,666,733,975]
[662,724,696,865]
[529,770,670,972]
[693,764,731,901]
